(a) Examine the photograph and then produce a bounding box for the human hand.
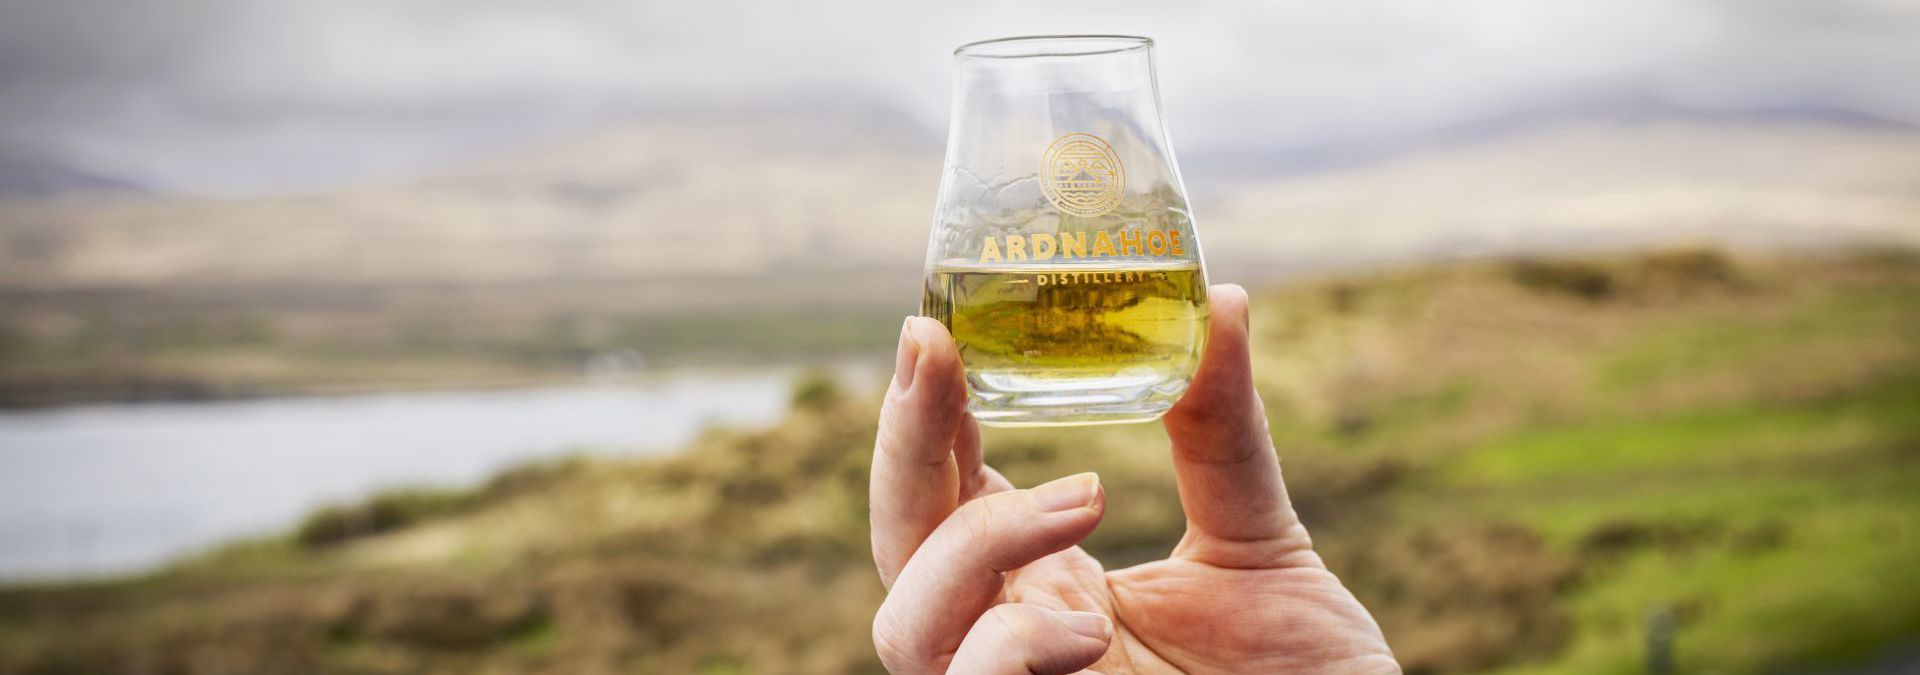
[869,284,1398,674]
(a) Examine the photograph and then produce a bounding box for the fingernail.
[1031,472,1100,512]
[894,317,920,390]
[1227,283,1251,332]
[1055,611,1112,641]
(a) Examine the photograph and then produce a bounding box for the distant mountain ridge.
[0,153,147,201]
[1,102,1916,295]
[1184,96,1920,182]
[0,106,939,290]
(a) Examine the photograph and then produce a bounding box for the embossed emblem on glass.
[1040,133,1126,217]
[921,35,1210,427]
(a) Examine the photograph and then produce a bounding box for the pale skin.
[870,284,1400,674]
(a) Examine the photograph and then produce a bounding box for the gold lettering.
[1061,231,1087,259]
[1005,234,1028,261]
[1119,229,1144,256]
[1032,233,1057,261]
[1147,229,1168,255]
[1036,273,1049,286]
[980,236,1003,263]
[1093,230,1117,257]
[1169,230,1185,256]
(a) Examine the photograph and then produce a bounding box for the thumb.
[1163,284,1306,564]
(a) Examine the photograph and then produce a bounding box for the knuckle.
[955,495,1000,546]
[1167,415,1270,466]
[871,423,914,465]
[980,603,1043,640]
[875,416,956,470]
[871,608,920,672]
[870,540,899,586]
[953,490,1033,548]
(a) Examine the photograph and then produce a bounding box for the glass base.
[966,369,1189,427]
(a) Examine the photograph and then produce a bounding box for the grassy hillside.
[1,249,1916,674]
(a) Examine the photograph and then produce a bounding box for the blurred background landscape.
[1,1,1918,673]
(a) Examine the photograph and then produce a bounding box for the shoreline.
[0,356,890,411]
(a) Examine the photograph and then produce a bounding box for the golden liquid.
[923,260,1208,394]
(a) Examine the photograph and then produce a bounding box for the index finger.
[870,317,972,587]
[1161,284,1316,568]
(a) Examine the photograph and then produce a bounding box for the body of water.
[0,372,797,581]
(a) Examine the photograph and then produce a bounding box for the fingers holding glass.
[871,316,973,586]
[872,473,1107,673]
[1163,285,1314,568]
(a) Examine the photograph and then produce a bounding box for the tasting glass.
[921,35,1209,426]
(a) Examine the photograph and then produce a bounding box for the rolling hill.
[1,104,1916,402]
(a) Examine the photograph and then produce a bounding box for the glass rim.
[954,35,1153,59]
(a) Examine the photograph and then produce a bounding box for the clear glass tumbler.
[921,35,1209,427]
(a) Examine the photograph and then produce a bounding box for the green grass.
[1449,372,1920,487]
[1600,284,1920,395]
[1489,479,1920,675]
[1437,267,1920,674]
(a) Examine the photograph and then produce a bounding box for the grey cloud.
[1,0,1915,193]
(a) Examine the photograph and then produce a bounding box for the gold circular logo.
[1039,133,1125,217]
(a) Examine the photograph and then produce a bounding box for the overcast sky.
[2,0,1917,194]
